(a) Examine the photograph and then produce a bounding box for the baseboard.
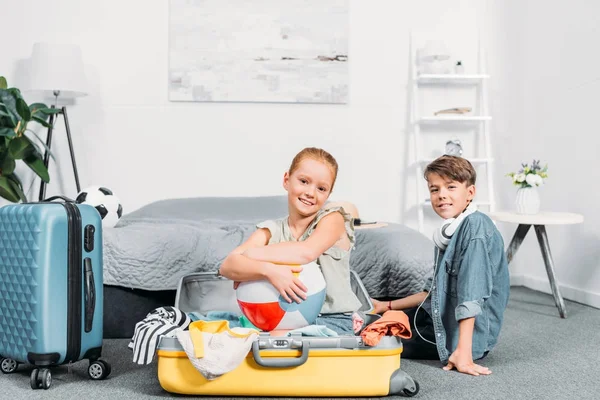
[510,274,525,286]
[511,274,600,310]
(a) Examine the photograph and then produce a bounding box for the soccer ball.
[236,262,326,331]
[75,186,123,228]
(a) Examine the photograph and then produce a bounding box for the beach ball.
[236,262,326,331]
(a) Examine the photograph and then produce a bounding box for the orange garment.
[360,310,412,346]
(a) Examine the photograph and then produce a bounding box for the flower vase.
[515,187,540,214]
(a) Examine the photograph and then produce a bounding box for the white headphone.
[432,201,477,250]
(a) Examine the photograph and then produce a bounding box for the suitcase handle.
[43,195,76,203]
[251,340,310,368]
[84,258,96,332]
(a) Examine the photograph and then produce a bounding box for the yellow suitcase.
[156,271,420,397]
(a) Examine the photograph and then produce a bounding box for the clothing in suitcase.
[156,271,420,397]
[0,198,111,389]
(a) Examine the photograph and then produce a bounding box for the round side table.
[486,211,584,318]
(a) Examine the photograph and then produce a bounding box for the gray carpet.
[2,286,599,399]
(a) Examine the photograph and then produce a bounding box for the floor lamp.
[28,42,87,201]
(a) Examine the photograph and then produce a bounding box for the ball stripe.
[237,300,286,331]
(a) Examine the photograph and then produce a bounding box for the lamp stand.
[38,105,81,201]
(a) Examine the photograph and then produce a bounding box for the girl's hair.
[289,147,339,191]
[424,155,476,186]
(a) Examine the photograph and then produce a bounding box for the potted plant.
[507,160,548,214]
[0,76,60,203]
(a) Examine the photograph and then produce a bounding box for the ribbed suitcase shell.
[0,202,103,366]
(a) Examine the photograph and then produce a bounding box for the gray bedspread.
[103,196,433,299]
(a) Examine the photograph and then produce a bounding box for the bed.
[102,196,433,338]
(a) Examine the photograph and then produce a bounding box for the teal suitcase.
[0,197,110,389]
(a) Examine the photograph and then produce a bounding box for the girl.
[219,147,362,333]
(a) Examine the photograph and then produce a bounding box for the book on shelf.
[434,107,472,116]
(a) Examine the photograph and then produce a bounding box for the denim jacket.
[423,211,510,364]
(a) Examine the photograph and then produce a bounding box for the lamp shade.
[27,42,88,98]
[420,40,450,62]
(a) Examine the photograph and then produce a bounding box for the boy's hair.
[289,147,339,191]
[424,155,476,186]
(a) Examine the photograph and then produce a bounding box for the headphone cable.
[413,247,439,346]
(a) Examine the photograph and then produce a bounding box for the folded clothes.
[188,311,260,331]
[176,320,258,380]
[352,312,365,334]
[315,313,354,335]
[360,310,412,346]
[285,325,338,337]
[189,311,240,325]
[128,306,191,365]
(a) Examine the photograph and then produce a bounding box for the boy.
[371,155,509,376]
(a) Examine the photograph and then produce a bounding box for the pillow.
[120,195,289,223]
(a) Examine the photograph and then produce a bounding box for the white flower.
[526,173,542,187]
[535,174,544,186]
[515,173,526,183]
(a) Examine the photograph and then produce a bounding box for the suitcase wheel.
[389,368,420,397]
[30,368,52,390]
[0,357,18,374]
[88,359,111,380]
[403,380,420,397]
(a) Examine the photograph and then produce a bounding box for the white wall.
[486,0,600,308]
[0,0,482,220]
[2,0,598,307]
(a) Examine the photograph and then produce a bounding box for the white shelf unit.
[419,116,492,124]
[417,74,490,85]
[410,36,496,234]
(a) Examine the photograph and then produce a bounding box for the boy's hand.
[443,347,491,376]
[265,263,308,304]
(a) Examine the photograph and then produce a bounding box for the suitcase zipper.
[62,202,82,363]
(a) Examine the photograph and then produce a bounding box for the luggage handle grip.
[43,195,76,203]
[251,340,309,368]
[84,258,96,332]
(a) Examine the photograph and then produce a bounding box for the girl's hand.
[371,299,388,314]
[265,263,308,303]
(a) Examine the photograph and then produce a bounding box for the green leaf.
[24,153,50,183]
[0,90,18,127]
[31,116,51,128]
[29,102,50,120]
[0,127,16,138]
[8,136,32,159]
[29,103,60,124]
[24,129,55,162]
[6,175,27,202]
[7,88,22,98]
[0,76,7,89]
[16,98,31,121]
[0,156,15,175]
[6,172,22,187]
[38,108,61,115]
[0,176,20,202]
[29,102,47,112]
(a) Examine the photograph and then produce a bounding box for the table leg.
[506,224,531,264]
[534,225,567,318]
